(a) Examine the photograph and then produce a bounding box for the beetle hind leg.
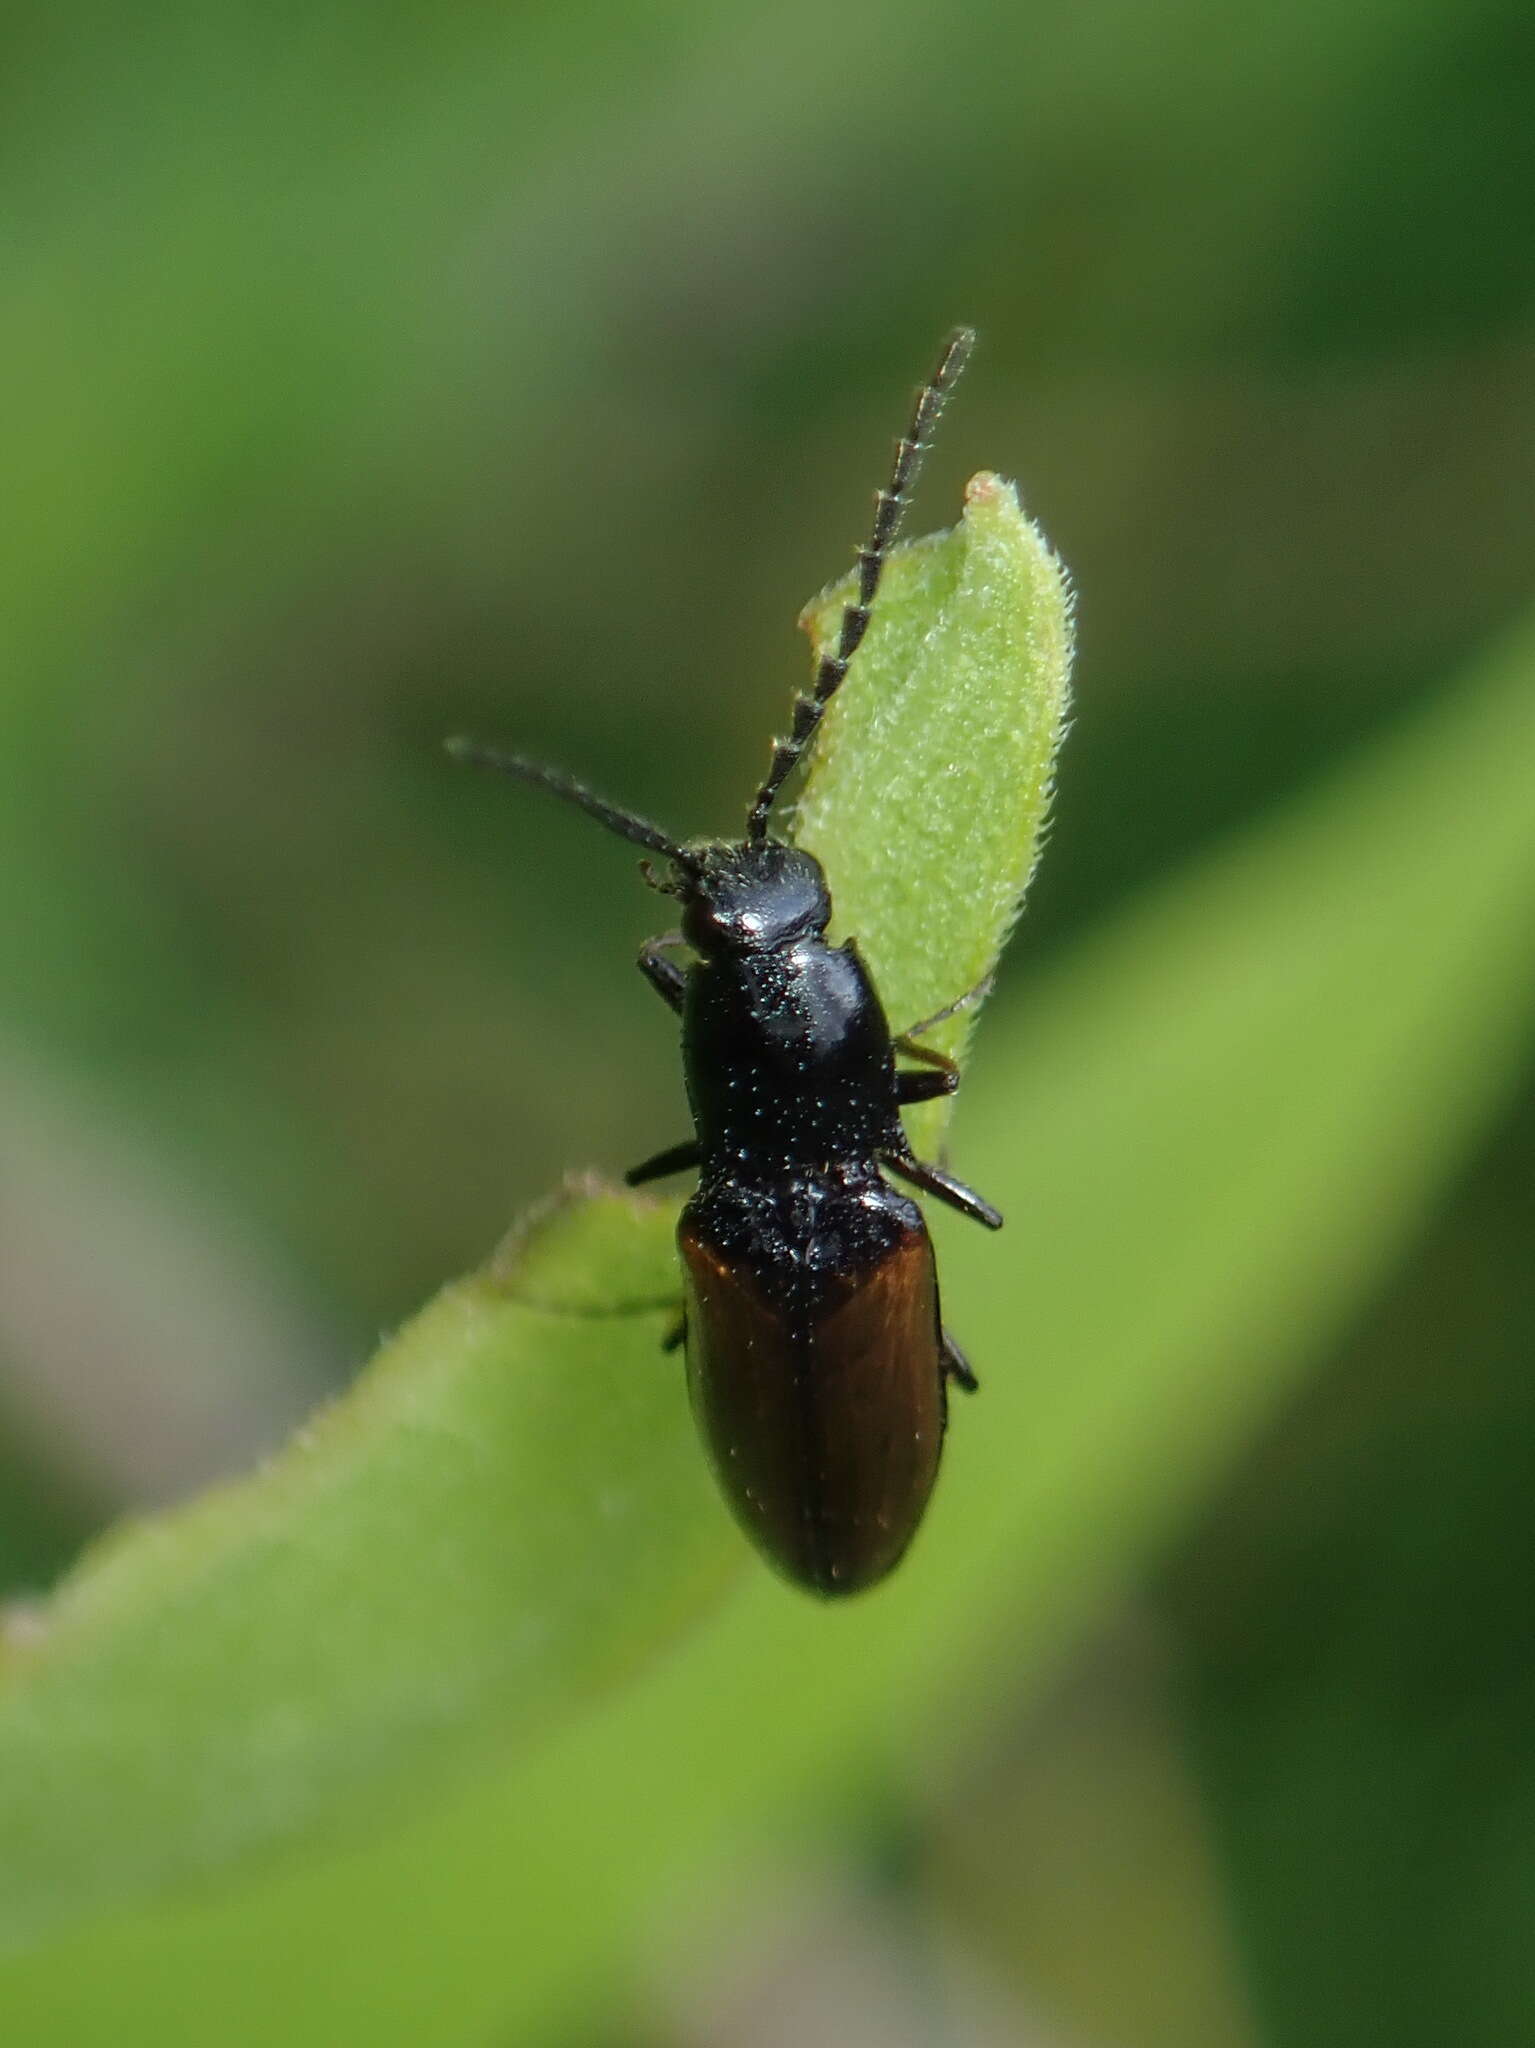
[882,1150,1003,1231]
[941,1329,979,1393]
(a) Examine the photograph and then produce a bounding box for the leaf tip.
[963,468,1010,508]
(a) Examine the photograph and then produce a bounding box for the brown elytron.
[680,1198,946,1595]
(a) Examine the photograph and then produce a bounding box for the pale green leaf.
[0,1185,722,1951]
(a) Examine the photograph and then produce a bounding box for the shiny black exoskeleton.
[450,329,1001,1596]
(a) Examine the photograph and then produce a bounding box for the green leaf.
[3,605,1534,2044]
[0,1184,727,1952]
[794,471,1072,1151]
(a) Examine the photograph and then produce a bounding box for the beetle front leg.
[638,932,687,1014]
[626,1138,702,1187]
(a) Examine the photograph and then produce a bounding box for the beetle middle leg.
[896,1066,957,1107]
[882,1149,1003,1231]
[895,972,994,1060]
[893,972,994,1098]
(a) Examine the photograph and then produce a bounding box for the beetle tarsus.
[899,972,995,1046]
[894,1037,959,1076]
[893,975,996,1079]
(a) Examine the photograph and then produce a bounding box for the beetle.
[450,327,1001,1596]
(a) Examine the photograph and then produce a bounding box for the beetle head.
[673,841,831,956]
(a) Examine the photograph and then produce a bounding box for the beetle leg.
[662,1313,686,1354]
[894,972,995,1079]
[896,1066,958,1106]
[882,1150,1003,1231]
[638,932,687,1014]
[626,1138,702,1187]
[897,972,995,1051]
[894,1037,958,1079]
[941,1329,979,1393]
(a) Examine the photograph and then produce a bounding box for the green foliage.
[2,11,1532,2038]
[0,1188,726,1954]
[2,561,1533,2039]
[0,492,1072,1960]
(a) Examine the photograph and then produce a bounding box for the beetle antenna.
[446,737,695,867]
[745,326,975,841]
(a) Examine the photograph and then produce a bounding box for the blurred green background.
[2,1,1533,2042]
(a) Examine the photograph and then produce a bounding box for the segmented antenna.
[746,326,976,841]
[445,736,694,866]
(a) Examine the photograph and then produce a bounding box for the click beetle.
[451,327,1001,1596]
